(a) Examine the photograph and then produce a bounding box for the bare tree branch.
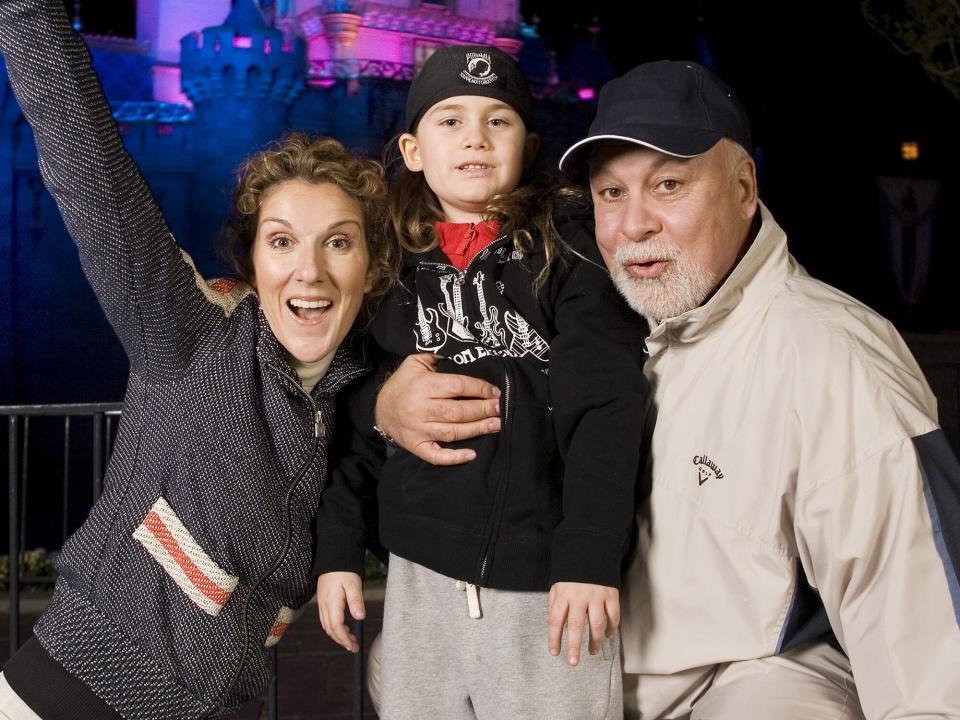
[862,0,960,99]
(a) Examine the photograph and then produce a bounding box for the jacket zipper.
[476,368,513,585]
[215,367,320,710]
[420,236,516,585]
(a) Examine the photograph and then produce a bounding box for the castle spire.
[223,0,270,32]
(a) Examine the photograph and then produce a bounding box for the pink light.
[156,124,174,136]
[577,87,595,101]
[151,65,190,105]
[314,78,336,88]
[264,39,271,54]
[233,36,253,48]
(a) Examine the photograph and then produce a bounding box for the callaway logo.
[693,454,724,485]
[460,52,498,85]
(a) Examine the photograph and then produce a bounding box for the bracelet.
[372,424,397,445]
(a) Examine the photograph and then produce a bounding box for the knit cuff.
[549,530,627,589]
[312,530,366,579]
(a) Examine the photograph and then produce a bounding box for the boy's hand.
[547,582,620,666]
[316,571,365,653]
[375,353,501,466]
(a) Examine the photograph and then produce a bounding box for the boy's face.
[399,95,539,223]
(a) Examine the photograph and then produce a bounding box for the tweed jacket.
[0,1,368,717]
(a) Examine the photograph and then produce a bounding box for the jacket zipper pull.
[314,410,323,438]
[455,580,483,619]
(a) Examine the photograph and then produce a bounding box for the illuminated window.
[901,141,919,161]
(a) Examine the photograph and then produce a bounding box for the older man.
[376,61,960,719]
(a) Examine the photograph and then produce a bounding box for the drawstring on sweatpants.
[455,580,482,619]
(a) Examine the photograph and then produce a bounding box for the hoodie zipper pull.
[314,410,323,438]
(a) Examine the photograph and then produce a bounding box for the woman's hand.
[316,571,365,652]
[375,354,502,466]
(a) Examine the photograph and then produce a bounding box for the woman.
[0,0,395,718]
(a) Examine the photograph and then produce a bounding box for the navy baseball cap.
[558,60,751,170]
[405,45,534,133]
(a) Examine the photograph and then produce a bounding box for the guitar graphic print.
[472,272,506,349]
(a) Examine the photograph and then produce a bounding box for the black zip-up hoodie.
[316,212,650,591]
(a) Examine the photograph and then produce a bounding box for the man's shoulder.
[773,267,897,351]
[765,267,936,420]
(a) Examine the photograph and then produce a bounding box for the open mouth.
[626,260,667,279]
[457,163,492,172]
[287,298,332,322]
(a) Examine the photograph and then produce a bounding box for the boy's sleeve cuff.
[549,530,627,589]
[312,531,366,579]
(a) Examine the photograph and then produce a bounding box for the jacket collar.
[402,245,449,270]
[401,233,513,271]
[255,307,369,397]
[646,202,790,352]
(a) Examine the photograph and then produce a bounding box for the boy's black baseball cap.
[559,60,751,170]
[405,45,534,133]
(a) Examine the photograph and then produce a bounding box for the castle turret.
[319,1,366,95]
[180,0,305,141]
[319,0,365,60]
[136,0,231,103]
[179,0,306,267]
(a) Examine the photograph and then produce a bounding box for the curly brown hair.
[219,132,398,320]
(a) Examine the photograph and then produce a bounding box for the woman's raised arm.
[0,0,234,376]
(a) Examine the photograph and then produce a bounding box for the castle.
[0,0,613,404]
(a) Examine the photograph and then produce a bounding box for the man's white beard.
[611,241,719,327]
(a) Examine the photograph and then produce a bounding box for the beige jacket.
[621,203,960,718]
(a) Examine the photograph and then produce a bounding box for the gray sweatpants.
[378,554,622,720]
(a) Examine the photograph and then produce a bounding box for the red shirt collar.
[434,220,501,271]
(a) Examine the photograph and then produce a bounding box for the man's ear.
[523,132,540,169]
[736,156,759,220]
[398,133,423,172]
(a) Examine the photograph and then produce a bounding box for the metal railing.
[2,402,366,719]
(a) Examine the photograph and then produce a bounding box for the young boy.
[316,45,649,719]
